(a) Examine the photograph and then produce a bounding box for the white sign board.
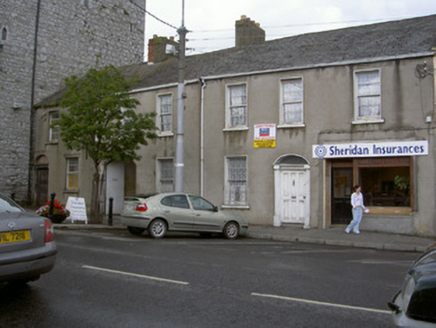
[313,140,428,159]
[66,197,88,224]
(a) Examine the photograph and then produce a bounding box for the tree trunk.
[90,171,101,224]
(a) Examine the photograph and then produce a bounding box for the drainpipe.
[27,0,42,204]
[200,78,206,195]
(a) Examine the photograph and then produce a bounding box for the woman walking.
[345,185,368,234]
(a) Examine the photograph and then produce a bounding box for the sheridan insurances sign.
[313,140,428,159]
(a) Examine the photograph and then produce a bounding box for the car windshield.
[0,195,23,214]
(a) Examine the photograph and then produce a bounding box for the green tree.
[58,64,156,223]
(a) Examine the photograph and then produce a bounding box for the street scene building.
[0,0,145,203]
[35,14,436,237]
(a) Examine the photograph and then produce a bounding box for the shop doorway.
[331,168,352,224]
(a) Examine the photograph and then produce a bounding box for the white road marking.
[251,293,391,314]
[82,265,190,285]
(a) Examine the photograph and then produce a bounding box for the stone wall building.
[0,0,145,203]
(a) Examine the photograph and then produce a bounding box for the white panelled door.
[274,162,310,228]
[280,170,307,223]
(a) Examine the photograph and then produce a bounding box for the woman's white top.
[351,192,366,209]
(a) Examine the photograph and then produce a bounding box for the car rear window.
[0,195,23,214]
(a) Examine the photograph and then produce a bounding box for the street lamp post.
[174,1,187,192]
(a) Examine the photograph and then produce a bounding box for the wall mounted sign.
[254,124,276,148]
[313,140,428,159]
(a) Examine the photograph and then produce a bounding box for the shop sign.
[254,124,276,148]
[313,140,428,159]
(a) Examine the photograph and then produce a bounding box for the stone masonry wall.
[0,0,145,202]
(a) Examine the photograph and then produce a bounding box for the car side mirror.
[213,206,218,212]
[387,301,400,314]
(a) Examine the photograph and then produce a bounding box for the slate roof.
[37,14,436,107]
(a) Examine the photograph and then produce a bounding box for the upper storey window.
[1,27,7,44]
[157,94,173,136]
[280,78,304,126]
[354,69,383,123]
[226,84,247,129]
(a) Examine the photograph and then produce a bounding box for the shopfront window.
[331,156,413,222]
[360,166,410,207]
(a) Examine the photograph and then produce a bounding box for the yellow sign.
[254,139,276,148]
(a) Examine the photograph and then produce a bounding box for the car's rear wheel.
[127,226,145,235]
[223,222,239,239]
[148,219,167,238]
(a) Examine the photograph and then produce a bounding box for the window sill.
[352,118,385,125]
[158,132,174,138]
[64,190,79,194]
[221,205,250,210]
[223,127,249,132]
[277,123,305,129]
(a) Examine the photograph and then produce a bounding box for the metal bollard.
[108,197,113,226]
[49,192,56,217]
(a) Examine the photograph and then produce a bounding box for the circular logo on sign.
[315,145,327,158]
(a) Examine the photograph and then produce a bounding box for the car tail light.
[136,203,148,212]
[44,218,55,243]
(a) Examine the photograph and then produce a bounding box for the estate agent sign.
[254,124,276,148]
[313,140,428,159]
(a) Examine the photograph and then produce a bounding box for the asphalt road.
[1,229,419,327]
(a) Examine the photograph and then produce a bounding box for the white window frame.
[353,69,384,124]
[156,93,173,136]
[66,157,79,191]
[279,77,305,127]
[225,83,248,130]
[223,156,249,208]
[156,158,174,192]
[48,111,60,142]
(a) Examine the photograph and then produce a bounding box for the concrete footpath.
[54,215,436,253]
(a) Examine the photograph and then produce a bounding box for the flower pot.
[50,214,67,224]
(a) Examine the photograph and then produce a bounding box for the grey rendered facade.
[0,0,145,203]
[35,15,436,237]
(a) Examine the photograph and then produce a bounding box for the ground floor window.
[331,156,413,223]
[157,158,174,192]
[66,157,79,190]
[360,166,410,207]
[225,156,247,206]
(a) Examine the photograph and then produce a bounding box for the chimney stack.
[148,35,178,63]
[235,15,265,49]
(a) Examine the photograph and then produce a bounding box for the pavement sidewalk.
[54,215,436,253]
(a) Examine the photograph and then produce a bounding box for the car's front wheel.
[223,222,239,239]
[148,219,167,238]
[127,226,145,235]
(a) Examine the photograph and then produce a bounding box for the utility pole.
[174,0,187,192]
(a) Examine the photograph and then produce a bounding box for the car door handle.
[164,210,170,213]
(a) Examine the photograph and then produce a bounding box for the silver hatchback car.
[121,193,248,239]
[0,194,57,284]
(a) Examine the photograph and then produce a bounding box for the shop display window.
[360,167,410,207]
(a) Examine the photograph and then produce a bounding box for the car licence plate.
[0,230,31,244]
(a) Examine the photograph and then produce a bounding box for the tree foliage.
[57,64,156,223]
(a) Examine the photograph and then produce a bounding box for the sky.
[144,0,436,57]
